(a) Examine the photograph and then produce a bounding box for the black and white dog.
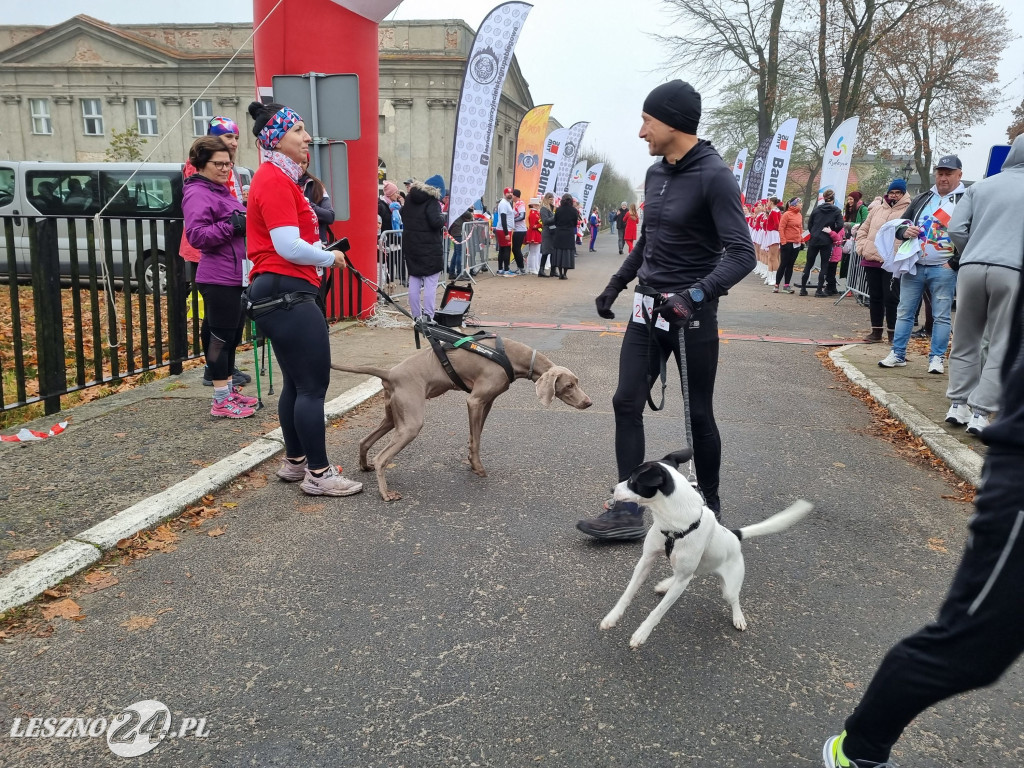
[599,448,813,648]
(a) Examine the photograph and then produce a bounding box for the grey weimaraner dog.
[332,338,592,501]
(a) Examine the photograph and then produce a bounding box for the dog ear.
[629,463,671,499]
[661,447,694,468]
[534,368,559,406]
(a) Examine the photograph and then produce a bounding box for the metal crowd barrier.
[450,219,495,282]
[377,228,407,299]
[837,237,869,306]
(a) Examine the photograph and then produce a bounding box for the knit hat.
[642,80,701,134]
[503,187,513,196]
[424,174,446,198]
[850,190,863,204]
[382,181,399,197]
[887,178,907,193]
[208,116,239,136]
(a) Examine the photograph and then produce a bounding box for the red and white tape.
[1,421,69,443]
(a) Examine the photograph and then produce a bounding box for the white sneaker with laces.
[945,403,971,426]
[966,412,990,436]
[928,355,944,374]
[878,351,906,368]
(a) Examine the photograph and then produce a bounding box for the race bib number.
[631,291,669,331]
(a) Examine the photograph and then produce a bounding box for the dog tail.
[330,362,391,381]
[733,499,813,542]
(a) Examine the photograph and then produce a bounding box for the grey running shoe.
[276,459,307,482]
[300,465,363,497]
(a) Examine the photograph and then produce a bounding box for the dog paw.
[599,613,619,630]
[629,626,651,648]
[471,467,487,477]
[733,614,747,631]
[381,490,402,502]
[360,462,374,472]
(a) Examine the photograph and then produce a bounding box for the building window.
[136,99,158,135]
[192,99,213,136]
[29,98,52,135]
[82,98,104,136]
[378,114,386,134]
[497,134,504,157]
[509,139,514,167]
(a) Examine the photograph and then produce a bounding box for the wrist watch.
[687,286,705,308]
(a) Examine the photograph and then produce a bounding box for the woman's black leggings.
[249,273,331,468]
[776,243,799,286]
[612,300,722,508]
[197,283,245,381]
[864,266,901,331]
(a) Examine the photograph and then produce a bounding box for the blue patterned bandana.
[257,107,302,150]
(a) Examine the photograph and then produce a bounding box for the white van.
[0,161,185,293]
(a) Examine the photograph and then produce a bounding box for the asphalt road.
[2,243,1016,768]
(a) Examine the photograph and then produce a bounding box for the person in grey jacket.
[943,134,1024,435]
[538,192,557,277]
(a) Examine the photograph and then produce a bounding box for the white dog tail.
[734,499,813,541]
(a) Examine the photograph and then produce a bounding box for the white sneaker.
[878,351,907,368]
[966,412,990,436]
[945,403,971,426]
[928,355,944,374]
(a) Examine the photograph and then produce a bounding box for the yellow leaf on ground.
[6,549,39,562]
[120,616,157,631]
[40,599,83,621]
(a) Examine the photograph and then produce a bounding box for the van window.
[100,171,175,216]
[0,168,14,207]
[25,170,100,215]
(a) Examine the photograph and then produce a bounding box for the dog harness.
[418,324,515,393]
[661,518,701,558]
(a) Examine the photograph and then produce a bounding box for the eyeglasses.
[209,161,232,170]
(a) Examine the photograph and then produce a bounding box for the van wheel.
[140,253,168,295]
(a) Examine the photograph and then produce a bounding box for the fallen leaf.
[207,526,227,538]
[222,502,238,509]
[80,574,119,594]
[42,589,63,599]
[120,616,157,632]
[156,608,173,616]
[927,538,949,554]
[5,549,39,562]
[40,599,83,621]
[113,432,127,438]
[833,462,846,468]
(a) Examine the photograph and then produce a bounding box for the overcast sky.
[9,0,1024,185]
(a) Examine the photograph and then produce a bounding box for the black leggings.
[801,243,834,290]
[248,273,331,468]
[612,300,722,506]
[197,283,245,381]
[497,244,512,272]
[842,452,1024,763]
[864,266,901,331]
[776,243,799,286]
[512,231,526,271]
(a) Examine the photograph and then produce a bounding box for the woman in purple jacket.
[183,136,257,419]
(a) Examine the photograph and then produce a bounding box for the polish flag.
[932,204,952,228]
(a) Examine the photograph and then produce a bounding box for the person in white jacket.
[944,134,1024,435]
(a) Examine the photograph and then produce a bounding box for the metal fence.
[837,236,870,305]
[0,214,363,415]
[452,219,494,281]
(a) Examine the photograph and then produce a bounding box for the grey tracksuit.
[946,134,1024,414]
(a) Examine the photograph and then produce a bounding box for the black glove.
[652,291,695,330]
[230,210,246,235]
[595,276,627,319]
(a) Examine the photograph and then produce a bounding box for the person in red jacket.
[763,197,782,286]
[623,203,639,253]
[525,198,543,274]
[776,197,804,293]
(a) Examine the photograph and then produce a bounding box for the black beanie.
[642,80,701,134]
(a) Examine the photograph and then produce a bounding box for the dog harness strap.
[661,518,701,558]
[426,333,472,392]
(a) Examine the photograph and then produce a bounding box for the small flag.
[932,206,952,228]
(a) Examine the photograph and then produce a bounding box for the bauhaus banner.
[578,163,605,220]
[555,121,589,194]
[759,117,799,201]
[537,127,570,197]
[513,103,553,203]
[448,2,533,225]
[817,117,860,204]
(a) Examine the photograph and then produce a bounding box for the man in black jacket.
[615,202,629,254]
[577,80,756,539]
[799,189,844,296]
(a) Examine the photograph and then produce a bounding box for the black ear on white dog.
[661,447,693,468]
[628,462,676,501]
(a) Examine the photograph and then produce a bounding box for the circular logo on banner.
[753,157,765,174]
[565,142,577,159]
[470,47,499,85]
[519,152,538,169]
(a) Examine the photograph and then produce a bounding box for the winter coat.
[552,203,579,250]
[779,209,803,245]
[540,206,556,254]
[623,212,638,240]
[855,193,911,266]
[183,174,247,286]
[400,181,445,276]
[948,133,1024,273]
[806,202,844,247]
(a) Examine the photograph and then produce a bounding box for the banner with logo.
[447,2,533,225]
[759,117,799,201]
[513,103,552,202]
[537,127,570,198]
[565,160,589,203]
[743,136,771,203]
[555,121,589,194]
[732,148,748,190]
[817,116,860,204]
[578,163,605,221]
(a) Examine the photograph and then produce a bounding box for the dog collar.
[528,349,538,380]
[661,518,701,558]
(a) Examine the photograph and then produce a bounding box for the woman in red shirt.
[623,203,639,254]
[244,101,362,498]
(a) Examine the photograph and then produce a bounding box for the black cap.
[642,80,701,134]
[935,154,962,170]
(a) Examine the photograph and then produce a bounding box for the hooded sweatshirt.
[612,140,755,298]
[947,134,1024,273]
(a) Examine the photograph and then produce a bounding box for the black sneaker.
[799,288,809,296]
[576,500,646,540]
[232,368,252,386]
[814,289,828,298]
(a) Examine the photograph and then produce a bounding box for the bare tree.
[1008,97,1024,142]
[655,0,789,143]
[867,0,1007,186]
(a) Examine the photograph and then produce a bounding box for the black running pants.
[801,243,831,291]
[197,282,245,381]
[612,300,722,506]
[776,244,799,286]
[842,452,1024,763]
[864,266,901,332]
[511,231,526,271]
